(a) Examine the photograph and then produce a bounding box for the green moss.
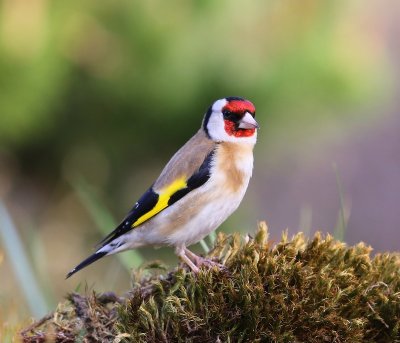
[21,223,400,342]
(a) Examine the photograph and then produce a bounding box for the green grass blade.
[0,202,49,318]
[71,177,144,270]
[208,231,217,246]
[333,163,349,241]
[199,239,209,254]
[299,204,312,237]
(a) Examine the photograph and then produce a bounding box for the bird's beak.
[238,112,259,129]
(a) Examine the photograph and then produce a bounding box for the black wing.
[98,149,215,248]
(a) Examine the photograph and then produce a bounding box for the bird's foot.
[195,256,226,271]
[176,247,200,273]
[176,247,226,273]
[184,248,226,271]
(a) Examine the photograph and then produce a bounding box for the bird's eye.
[223,110,240,121]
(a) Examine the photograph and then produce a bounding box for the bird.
[66,96,258,278]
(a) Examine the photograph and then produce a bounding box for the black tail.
[66,251,107,279]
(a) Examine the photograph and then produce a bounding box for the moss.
[21,223,400,342]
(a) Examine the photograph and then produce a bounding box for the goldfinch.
[67,97,258,277]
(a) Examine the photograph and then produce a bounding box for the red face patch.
[224,120,256,137]
[223,99,256,137]
[223,100,256,115]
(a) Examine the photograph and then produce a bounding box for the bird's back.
[153,129,216,192]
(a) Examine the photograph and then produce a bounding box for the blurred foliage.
[21,223,400,342]
[0,0,390,186]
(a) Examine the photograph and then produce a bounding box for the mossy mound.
[21,223,400,342]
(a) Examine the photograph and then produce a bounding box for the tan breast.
[152,141,254,240]
[214,142,254,193]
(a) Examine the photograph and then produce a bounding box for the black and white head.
[203,97,258,144]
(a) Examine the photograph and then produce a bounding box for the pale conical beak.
[238,112,259,129]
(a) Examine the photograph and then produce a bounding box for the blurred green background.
[1,0,399,333]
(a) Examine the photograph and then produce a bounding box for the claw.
[184,247,226,271]
[176,246,226,273]
[175,246,199,273]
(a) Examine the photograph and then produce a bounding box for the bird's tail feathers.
[66,250,107,279]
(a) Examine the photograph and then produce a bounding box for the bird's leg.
[183,248,203,265]
[184,247,225,270]
[175,246,199,273]
[184,248,220,267]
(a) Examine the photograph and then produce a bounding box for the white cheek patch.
[207,112,230,142]
[211,99,228,112]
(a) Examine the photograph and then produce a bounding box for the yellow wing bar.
[132,177,187,227]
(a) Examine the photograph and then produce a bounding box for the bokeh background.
[1,0,400,333]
